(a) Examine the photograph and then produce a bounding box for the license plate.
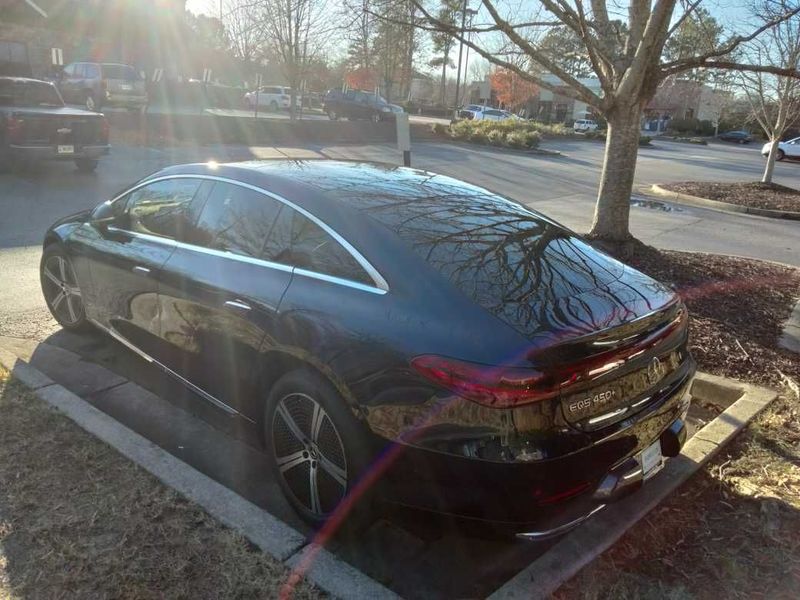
[639,439,664,479]
[57,145,74,154]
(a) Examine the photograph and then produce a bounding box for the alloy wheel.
[42,255,84,326]
[85,94,96,111]
[272,392,348,517]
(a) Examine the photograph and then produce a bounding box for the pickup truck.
[0,76,110,172]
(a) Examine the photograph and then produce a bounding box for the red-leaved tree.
[489,68,539,110]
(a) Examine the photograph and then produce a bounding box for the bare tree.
[250,0,329,118]
[740,0,800,184]
[222,0,261,69]
[405,1,800,245]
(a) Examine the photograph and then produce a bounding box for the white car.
[761,137,800,161]
[467,107,518,121]
[244,85,302,110]
[574,119,599,132]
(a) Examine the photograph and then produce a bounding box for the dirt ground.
[611,244,800,389]
[0,366,322,600]
[662,181,800,213]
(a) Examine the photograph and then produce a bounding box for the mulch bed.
[606,241,800,389]
[662,181,800,213]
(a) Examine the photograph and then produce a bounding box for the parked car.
[323,89,404,122]
[718,130,752,144]
[0,76,109,172]
[463,107,517,121]
[761,137,800,161]
[457,104,487,119]
[41,160,695,534]
[57,62,147,111]
[243,85,301,111]
[574,119,599,132]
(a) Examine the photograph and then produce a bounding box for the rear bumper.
[9,144,110,160]
[375,356,695,532]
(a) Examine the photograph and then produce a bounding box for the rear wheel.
[75,158,98,172]
[265,369,372,526]
[777,149,786,161]
[270,100,279,111]
[40,245,90,331]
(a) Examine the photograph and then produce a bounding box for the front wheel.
[327,109,338,121]
[40,245,90,331]
[265,369,372,526]
[75,158,98,172]
[85,92,97,111]
[776,149,786,161]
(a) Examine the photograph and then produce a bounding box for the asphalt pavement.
[1,137,798,340]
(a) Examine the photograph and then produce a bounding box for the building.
[644,79,730,132]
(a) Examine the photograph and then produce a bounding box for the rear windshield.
[101,64,140,80]
[348,176,627,334]
[0,80,63,107]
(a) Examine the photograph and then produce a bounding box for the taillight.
[6,116,23,143]
[410,355,558,408]
[100,117,110,142]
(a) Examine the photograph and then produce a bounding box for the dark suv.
[57,62,147,111]
[323,89,404,122]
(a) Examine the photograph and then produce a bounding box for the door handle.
[224,299,252,311]
[132,266,151,275]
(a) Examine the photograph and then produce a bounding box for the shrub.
[487,129,506,146]
[450,119,472,139]
[431,122,448,136]
[506,131,527,148]
[639,136,653,146]
[689,137,708,145]
[469,130,489,144]
[521,130,541,148]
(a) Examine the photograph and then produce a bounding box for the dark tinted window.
[189,182,282,257]
[84,64,100,78]
[265,207,372,285]
[128,179,202,239]
[102,64,139,80]
[0,80,62,107]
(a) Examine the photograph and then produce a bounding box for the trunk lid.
[10,107,106,145]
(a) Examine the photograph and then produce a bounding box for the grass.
[0,366,322,599]
[555,391,800,599]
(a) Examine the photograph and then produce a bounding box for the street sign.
[50,48,63,66]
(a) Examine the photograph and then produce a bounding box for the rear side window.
[127,179,202,239]
[264,207,372,286]
[102,64,139,80]
[84,64,100,78]
[188,182,282,258]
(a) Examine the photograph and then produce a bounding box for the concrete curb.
[487,372,778,600]
[650,184,800,221]
[0,347,398,600]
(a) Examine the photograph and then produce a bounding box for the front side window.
[188,182,282,257]
[84,64,101,78]
[264,207,372,285]
[127,179,202,239]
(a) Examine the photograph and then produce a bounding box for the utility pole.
[453,0,468,111]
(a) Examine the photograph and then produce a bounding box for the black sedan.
[717,130,752,144]
[41,161,695,536]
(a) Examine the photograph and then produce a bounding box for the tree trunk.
[589,106,642,242]
[762,136,779,183]
[440,58,447,106]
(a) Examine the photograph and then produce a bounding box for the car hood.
[49,209,93,231]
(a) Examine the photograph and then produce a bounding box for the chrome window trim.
[105,173,389,294]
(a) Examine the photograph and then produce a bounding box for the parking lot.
[1,135,798,597]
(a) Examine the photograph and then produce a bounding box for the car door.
[80,177,206,357]
[156,180,293,418]
[787,139,800,157]
[60,63,79,102]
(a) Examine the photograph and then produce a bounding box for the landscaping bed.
[607,242,800,388]
[661,181,800,213]
[0,366,320,599]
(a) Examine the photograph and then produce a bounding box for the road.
[1,137,798,339]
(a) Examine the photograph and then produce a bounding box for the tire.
[40,244,91,332]
[265,368,373,526]
[75,158,98,172]
[270,100,279,111]
[327,109,338,121]
[85,92,97,111]
[777,149,785,161]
